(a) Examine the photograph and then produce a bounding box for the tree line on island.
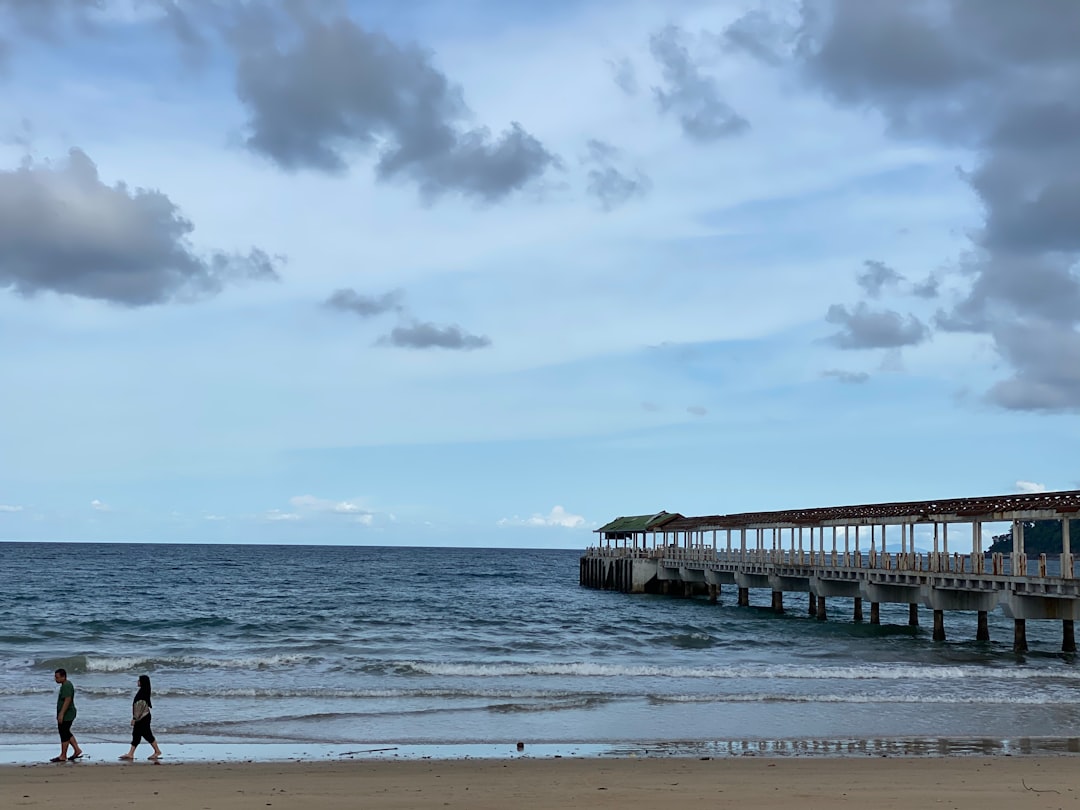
[986,520,1080,554]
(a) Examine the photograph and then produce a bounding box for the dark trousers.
[131,715,155,747]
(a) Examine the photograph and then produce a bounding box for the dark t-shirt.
[57,681,76,722]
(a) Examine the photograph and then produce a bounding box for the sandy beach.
[3,756,1078,810]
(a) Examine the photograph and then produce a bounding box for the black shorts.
[57,721,74,742]
[131,715,155,746]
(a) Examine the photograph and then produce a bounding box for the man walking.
[52,668,84,762]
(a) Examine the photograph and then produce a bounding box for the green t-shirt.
[56,681,76,722]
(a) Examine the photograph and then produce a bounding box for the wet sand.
[3,755,1078,810]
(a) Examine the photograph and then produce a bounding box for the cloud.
[289,494,372,516]
[825,303,929,349]
[686,405,708,416]
[264,509,301,521]
[720,9,790,66]
[0,503,23,512]
[910,274,940,299]
[581,139,650,211]
[822,369,869,384]
[498,505,586,529]
[0,149,281,306]
[609,57,639,95]
[324,288,404,318]
[856,259,905,298]
[378,321,491,351]
[798,0,1080,410]
[1015,480,1046,494]
[90,499,109,512]
[649,25,749,142]
[232,7,557,201]
[984,320,1080,411]
[641,401,661,412]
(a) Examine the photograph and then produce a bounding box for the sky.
[0,0,1078,548]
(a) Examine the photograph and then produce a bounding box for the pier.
[580,490,1080,652]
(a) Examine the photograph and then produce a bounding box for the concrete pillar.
[808,592,817,616]
[932,609,946,641]
[853,597,863,622]
[1014,619,1028,653]
[870,602,880,625]
[977,611,989,642]
[816,596,827,621]
[708,584,718,604]
[772,591,784,614]
[738,587,749,607]
[1064,519,1072,579]
[1064,620,1076,653]
[908,603,919,626]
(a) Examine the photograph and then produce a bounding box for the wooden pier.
[580,490,1080,652]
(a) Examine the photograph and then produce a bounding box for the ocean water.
[3,542,1080,760]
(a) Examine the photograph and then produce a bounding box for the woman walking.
[119,675,162,760]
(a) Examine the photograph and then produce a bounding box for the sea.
[3,541,1080,763]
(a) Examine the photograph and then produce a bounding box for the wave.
[34,653,316,673]
[649,692,1076,706]
[394,660,1080,681]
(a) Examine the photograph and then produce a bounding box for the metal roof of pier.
[598,490,1080,532]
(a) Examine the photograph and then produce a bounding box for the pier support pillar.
[853,597,863,622]
[708,584,718,604]
[738,587,749,607]
[772,591,784,614]
[976,611,989,642]
[1014,619,1028,653]
[1064,620,1076,653]
[908,604,919,627]
[870,602,880,625]
[816,596,827,621]
[932,609,946,642]
[808,592,817,616]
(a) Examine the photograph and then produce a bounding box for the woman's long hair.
[136,674,153,709]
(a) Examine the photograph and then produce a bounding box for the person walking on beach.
[120,674,162,760]
[52,668,84,762]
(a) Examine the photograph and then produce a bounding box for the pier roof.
[650,490,1080,532]
[595,511,682,534]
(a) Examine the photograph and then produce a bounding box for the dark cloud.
[325,288,403,317]
[641,401,661,412]
[686,405,708,417]
[649,25,749,142]
[233,9,557,201]
[720,10,789,66]
[856,259,904,298]
[609,57,639,96]
[825,303,929,350]
[987,320,1080,411]
[378,321,491,351]
[0,148,280,306]
[822,369,870,384]
[911,274,939,299]
[582,139,649,211]
[799,0,1080,410]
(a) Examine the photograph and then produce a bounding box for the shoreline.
[4,734,1080,767]
[2,755,1078,810]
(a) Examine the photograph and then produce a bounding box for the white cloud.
[0,504,23,513]
[264,509,301,521]
[90,499,110,511]
[498,505,587,529]
[289,494,373,515]
[1015,480,1047,494]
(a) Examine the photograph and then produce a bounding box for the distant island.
[987,520,1080,555]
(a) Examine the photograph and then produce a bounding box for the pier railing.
[583,545,1080,578]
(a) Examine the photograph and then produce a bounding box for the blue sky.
[1,0,1078,547]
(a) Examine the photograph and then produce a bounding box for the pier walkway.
[580,490,1080,652]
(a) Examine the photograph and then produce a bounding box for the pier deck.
[581,490,1080,651]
